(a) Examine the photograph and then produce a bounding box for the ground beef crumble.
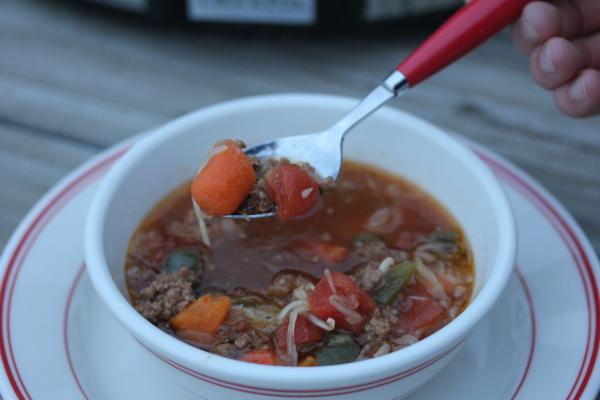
[211,327,272,359]
[268,270,317,299]
[234,329,272,351]
[351,235,407,291]
[238,174,273,214]
[134,268,201,328]
[355,235,393,260]
[212,343,238,358]
[355,308,398,359]
[351,260,383,292]
[360,308,397,344]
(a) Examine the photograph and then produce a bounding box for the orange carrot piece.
[191,140,256,216]
[240,349,277,365]
[170,294,231,335]
[299,356,317,367]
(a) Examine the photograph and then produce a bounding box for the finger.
[512,2,561,54]
[554,69,600,118]
[529,37,587,89]
[553,0,600,39]
[512,0,600,53]
[571,31,600,70]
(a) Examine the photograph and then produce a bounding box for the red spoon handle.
[397,0,531,87]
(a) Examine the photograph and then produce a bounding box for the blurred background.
[1,0,599,257]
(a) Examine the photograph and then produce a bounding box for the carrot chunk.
[170,294,231,335]
[240,349,277,365]
[299,356,317,367]
[191,140,256,216]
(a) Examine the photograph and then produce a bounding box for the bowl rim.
[85,93,516,385]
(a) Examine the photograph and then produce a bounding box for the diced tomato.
[396,285,446,334]
[307,271,376,334]
[356,288,377,314]
[304,242,348,265]
[276,314,325,349]
[240,349,277,365]
[265,163,320,219]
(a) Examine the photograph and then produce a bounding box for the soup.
[125,161,473,366]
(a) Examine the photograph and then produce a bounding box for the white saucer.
[0,139,599,400]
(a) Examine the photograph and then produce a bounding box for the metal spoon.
[227,0,531,219]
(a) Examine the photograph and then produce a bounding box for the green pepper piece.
[324,332,355,347]
[315,333,361,366]
[372,261,417,306]
[164,249,198,272]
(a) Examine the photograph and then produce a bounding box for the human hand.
[512,0,600,118]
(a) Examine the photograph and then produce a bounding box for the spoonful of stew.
[192,0,532,221]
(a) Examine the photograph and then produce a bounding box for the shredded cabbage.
[278,300,309,322]
[324,269,337,294]
[415,257,448,302]
[329,294,362,325]
[287,310,299,366]
[378,257,395,273]
[192,199,210,247]
[305,314,335,331]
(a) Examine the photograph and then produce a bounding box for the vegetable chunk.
[308,271,376,334]
[315,333,361,366]
[265,163,320,219]
[170,294,230,335]
[396,285,445,334]
[240,349,277,365]
[372,261,416,305]
[276,314,325,349]
[191,140,256,216]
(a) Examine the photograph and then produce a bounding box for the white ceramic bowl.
[85,94,516,400]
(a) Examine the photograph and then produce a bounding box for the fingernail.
[522,13,539,43]
[569,77,587,102]
[540,45,556,75]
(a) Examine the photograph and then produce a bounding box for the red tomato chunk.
[277,314,325,349]
[265,164,320,219]
[396,285,446,334]
[308,271,376,334]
